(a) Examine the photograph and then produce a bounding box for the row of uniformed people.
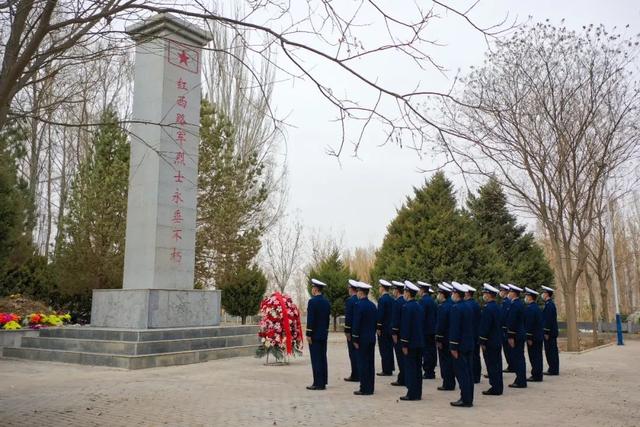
[305,277,560,407]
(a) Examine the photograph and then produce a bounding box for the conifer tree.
[221,265,268,324]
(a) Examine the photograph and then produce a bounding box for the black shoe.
[437,386,455,391]
[377,372,393,376]
[544,371,559,376]
[508,383,526,389]
[474,380,481,384]
[344,377,359,382]
[354,391,373,395]
[390,381,405,386]
[527,376,543,382]
[400,396,421,401]
[306,385,326,390]
[450,400,473,407]
[482,389,502,396]
[423,373,436,379]
[502,369,514,373]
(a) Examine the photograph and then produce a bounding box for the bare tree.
[443,23,640,351]
[264,216,304,293]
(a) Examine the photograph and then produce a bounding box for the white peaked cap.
[417,281,431,288]
[311,278,327,287]
[509,284,523,292]
[391,280,406,288]
[405,281,420,292]
[358,282,372,290]
[465,284,476,293]
[379,279,393,288]
[437,283,451,292]
[348,279,360,288]
[404,280,416,288]
[525,287,539,296]
[541,285,555,293]
[452,282,467,293]
[499,284,511,291]
[483,283,499,294]
[451,281,462,288]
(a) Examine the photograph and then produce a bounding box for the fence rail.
[558,321,639,334]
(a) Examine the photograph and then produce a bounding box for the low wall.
[558,321,640,334]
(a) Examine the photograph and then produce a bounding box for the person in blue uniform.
[418,281,438,380]
[306,278,331,390]
[479,283,503,396]
[506,284,527,388]
[344,279,360,382]
[541,285,559,375]
[464,285,482,384]
[524,287,544,382]
[449,282,474,407]
[390,280,407,387]
[399,281,425,401]
[499,284,514,373]
[376,279,395,376]
[352,281,377,395]
[436,283,456,391]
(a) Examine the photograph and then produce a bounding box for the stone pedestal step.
[39,325,258,341]
[20,334,258,355]
[3,344,258,369]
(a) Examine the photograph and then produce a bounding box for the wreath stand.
[264,351,290,366]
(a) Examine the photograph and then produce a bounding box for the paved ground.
[1,335,639,427]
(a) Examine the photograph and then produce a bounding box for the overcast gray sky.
[268,0,640,250]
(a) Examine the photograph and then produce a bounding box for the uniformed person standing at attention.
[376,279,395,376]
[344,279,360,383]
[499,284,514,373]
[449,282,474,407]
[306,278,331,390]
[417,281,438,380]
[352,282,377,395]
[541,285,559,376]
[478,284,503,396]
[524,287,544,382]
[506,284,527,389]
[390,280,407,387]
[436,283,456,391]
[464,285,482,384]
[399,281,425,401]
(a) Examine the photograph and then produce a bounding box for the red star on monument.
[178,50,189,65]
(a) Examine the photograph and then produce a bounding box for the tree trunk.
[333,315,337,332]
[584,270,599,345]
[598,277,610,323]
[241,316,246,325]
[562,285,580,351]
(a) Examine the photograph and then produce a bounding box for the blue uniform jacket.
[525,302,544,342]
[306,294,331,340]
[466,298,481,341]
[344,294,358,335]
[353,298,377,345]
[436,297,452,343]
[500,297,511,333]
[376,293,394,335]
[478,301,502,348]
[507,298,526,341]
[543,299,559,338]
[391,295,406,336]
[400,299,425,349]
[449,299,474,352]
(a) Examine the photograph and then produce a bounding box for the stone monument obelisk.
[91,13,219,329]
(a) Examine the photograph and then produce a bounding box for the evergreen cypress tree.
[221,265,268,324]
[467,177,553,289]
[54,107,129,314]
[371,172,501,289]
[308,249,352,331]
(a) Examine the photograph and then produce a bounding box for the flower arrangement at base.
[255,292,303,363]
[1,313,22,330]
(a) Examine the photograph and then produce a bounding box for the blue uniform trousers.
[544,337,559,375]
[438,346,456,389]
[511,338,527,386]
[453,351,474,404]
[472,342,481,383]
[502,333,513,371]
[527,339,543,380]
[378,333,395,374]
[357,342,375,393]
[422,335,437,378]
[310,340,328,387]
[347,339,359,380]
[393,341,405,385]
[404,348,423,399]
[482,345,503,394]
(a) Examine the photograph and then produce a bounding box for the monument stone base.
[90,289,221,329]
